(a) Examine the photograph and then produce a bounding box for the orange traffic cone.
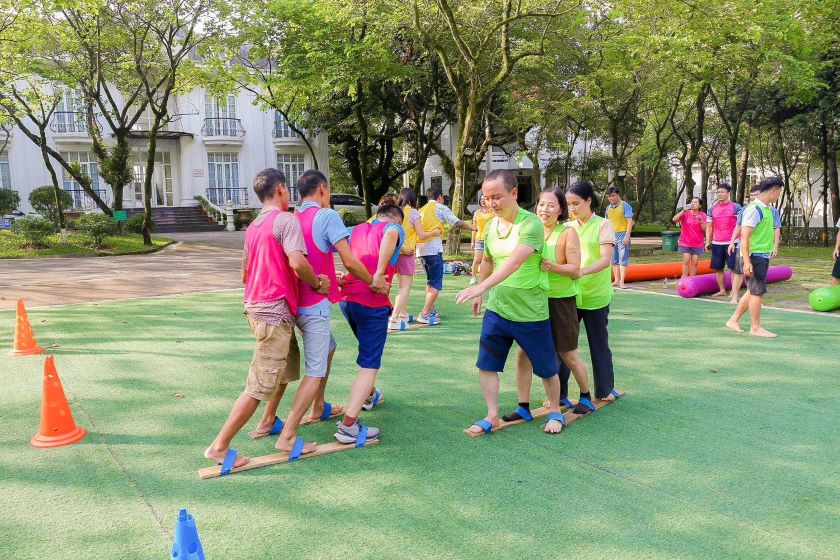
[9,298,44,357]
[31,356,87,448]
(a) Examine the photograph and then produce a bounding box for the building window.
[204,94,238,136]
[207,153,241,204]
[61,151,102,208]
[792,207,805,227]
[430,176,442,192]
[0,152,10,190]
[277,153,305,201]
[132,151,174,206]
[54,88,87,133]
[273,113,299,138]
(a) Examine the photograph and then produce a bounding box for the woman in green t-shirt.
[505,188,597,424]
[564,181,621,402]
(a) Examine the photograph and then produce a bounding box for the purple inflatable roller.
[675,266,793,298]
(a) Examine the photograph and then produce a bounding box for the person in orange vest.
[415,188,477,324]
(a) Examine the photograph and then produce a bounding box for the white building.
[1,86,328,220]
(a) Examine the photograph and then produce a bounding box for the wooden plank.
[559,392,624,430]
[388,322,435,333]
[198,439,380,480]
[464,402,572,437]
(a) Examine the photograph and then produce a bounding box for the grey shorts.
[678,245,704,256]
[296,315,337,378]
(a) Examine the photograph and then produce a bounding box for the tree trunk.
[142,124,158,246]
[38,132,65,231]
[737,143,750,205]
[827,126,840,224]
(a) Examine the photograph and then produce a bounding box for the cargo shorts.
[245,316,300,401]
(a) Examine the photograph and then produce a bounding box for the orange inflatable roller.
[616,261,713,283]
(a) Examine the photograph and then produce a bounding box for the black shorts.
[833,256,840,280]
[746,255,770,296]
[733,246,743,274]
[710,244,736,271]
[548,296,580,353]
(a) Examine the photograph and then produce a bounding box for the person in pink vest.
[254,170,387,437]
[334,204,405,444]
[705,183,742,296]
[204,168,330,474]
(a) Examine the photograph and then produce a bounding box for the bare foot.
[309,403,344,422]
[601,393,617,402]
[275,437,318,454]
[750,328,777,338]
[618,284,627,289]
[612,281,619,286]
[465,417,499,435]
[725,319,744,333]
[251,417,281,437]
[712,291,727,297]
[204,447,249,469]
[729,298,738,305]
[543,417,564,434]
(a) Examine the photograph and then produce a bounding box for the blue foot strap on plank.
[560,397,574,408]
[355,424,369,447]
[320,402,332,420]
[577,397,596,412]
[515,406,533,421]
[609,389,621,399]
[474,419,493,434]
[220,448,238,476]
[269,417,284,435]
[289,437,305,461]
[546,412,567,427]
[371,390,381,407]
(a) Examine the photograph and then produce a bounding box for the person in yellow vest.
[389,188,441,330]
[470,195,493,285]
[726,177,783,337]
[503,187,597,425]
[563,180,621,402]
[415,188,477,324]
[605,186,634,289]
[366,193,398,224]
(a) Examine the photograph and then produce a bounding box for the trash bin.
[661,231,679,252]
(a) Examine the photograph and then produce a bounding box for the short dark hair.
[757,176,784,192]
[749,183,761,193]
[542,188,570,222]
[691,196,703,210]
[376,203,404,221]
[716,183,731,192]
[397,188,417,209]
[484,169,517,192]
[606,186,620,195]
[567,180,599,208]
[378,193,398,206]
[297,169,327,198]
[253,168,286,202]
[428,188,443,202]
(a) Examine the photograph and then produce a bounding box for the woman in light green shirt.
[564,181,621,402]
[506,188,597,423]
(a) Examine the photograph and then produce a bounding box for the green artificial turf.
[1,280,838,559]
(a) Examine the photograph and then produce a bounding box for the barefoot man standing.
[456,170,566,435]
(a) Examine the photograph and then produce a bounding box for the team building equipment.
[808,285,840,312]
[9,298,43,356]
[31,356,87,449]
[618,261,713,283]
[676,266,793,298]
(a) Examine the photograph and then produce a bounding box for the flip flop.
[544,412,567,434]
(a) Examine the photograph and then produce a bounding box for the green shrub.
[12,216,54,248]
[338,208,358,226]
[28,186,73,228]
[0,189,20,215]
[74,213,118,248]
[126,213,154,234]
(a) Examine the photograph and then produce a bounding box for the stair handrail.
[193,195,235,231]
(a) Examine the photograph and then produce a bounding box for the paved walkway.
[0,232,246,310]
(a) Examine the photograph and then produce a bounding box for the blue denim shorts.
[339,301,390,370]
[476,310,558,378]
[611,232,629,265]
[421,253,444,291]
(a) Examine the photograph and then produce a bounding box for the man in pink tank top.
[205,168,331,473]
[705,183,742,296]
[334,204,405,444]
[254,170,388,438]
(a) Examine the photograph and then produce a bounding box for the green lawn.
[1,280,838,559]
[0,230,173,258]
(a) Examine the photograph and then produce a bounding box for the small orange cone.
[9,298,44,357]
[31,356,87,448]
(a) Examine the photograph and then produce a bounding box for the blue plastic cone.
[172,508,205,560]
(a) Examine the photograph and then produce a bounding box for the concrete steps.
[125,206,224,233]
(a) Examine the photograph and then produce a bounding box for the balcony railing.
[273,123,300,139]
[206,188,249,206]
[64,188,108,210]
[202,118,245,137]
[51,112,100,134]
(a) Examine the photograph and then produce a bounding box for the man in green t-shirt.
[726,177,783,337]
[456,170,566,435]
